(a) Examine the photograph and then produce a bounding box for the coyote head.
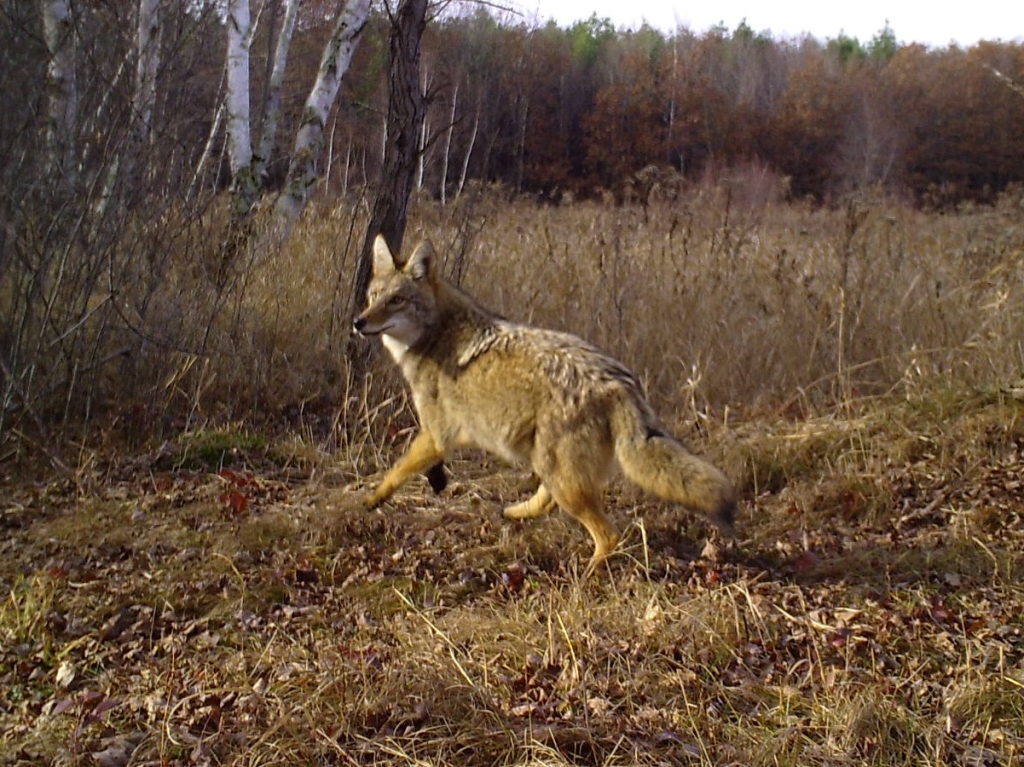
[353,235,439,353]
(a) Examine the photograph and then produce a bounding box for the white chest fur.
[382,334,410,364]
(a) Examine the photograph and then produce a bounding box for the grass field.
[2,187,1024,765]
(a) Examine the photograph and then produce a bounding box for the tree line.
[411,12,1024,205]
[6,1,1024,221]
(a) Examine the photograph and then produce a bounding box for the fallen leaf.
[55,661,76,689]
[222,490,248,514]
[91,737,139,767]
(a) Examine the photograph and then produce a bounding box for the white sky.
[518,1,1024,48]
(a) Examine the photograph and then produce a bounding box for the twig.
[985,64,1024,100]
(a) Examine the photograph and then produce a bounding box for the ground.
[2,390,1024,766]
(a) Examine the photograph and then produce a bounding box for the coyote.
[354,235,735,571]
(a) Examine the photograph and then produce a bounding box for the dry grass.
[61,181,1023,449]
[2,388,1024,765]
[2,186,1024,765]
[415,185,1024,414]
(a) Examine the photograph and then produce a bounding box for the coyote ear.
[404,240,437,283]
[372,235,399,277]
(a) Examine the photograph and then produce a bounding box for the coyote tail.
[611,395,736,532]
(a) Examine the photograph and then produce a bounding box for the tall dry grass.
[5,180,1022,457]
[431,186,1024,415]
[193,180,1024,439]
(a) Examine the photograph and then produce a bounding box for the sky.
[519,0,1024,48]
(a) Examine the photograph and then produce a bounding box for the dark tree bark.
[349,0,438,489]
[351,0,428,313]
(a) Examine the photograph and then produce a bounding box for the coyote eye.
[387,296,406,307]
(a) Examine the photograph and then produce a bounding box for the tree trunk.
[514,95,528,194]
[88,0,158,228]
[325,109,339,189]
[134,0,161,149]
[415,64,431,192]
[456,97,479,199]
[351,0,428,316]
[189,100,225,200]
[667,37,677,165]
[273,0,371,231]
[225,0,256,216]
[342,132,352,195]
[349,0,434,486]
[415,113,428,191]
[98,0,160,210]
[254,0,300,186]
[440,82,457,205]
[42,0,78,189]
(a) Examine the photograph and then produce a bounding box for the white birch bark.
[225,0,256,210]
[91,0,161,223]
[456,97,479,199]
[414,63,431,191]
[86,54,129,227]
[415,114,428,191]
[342,132,352,194]
[440,82,457,205]
[134,0,161,146]
[189,100,226,199]
[42,0,78,186]
[274,0,371,227]
[254,0,300,183]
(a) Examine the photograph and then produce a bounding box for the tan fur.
[354,235,736,572]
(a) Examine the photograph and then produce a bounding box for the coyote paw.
[584,533,620,578]
[364,490,385,509]
[503,499,553,520]
[425,462,447,494]
[503,485,556,520]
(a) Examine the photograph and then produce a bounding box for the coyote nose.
[353,317,366,333]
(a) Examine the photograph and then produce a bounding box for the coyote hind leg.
[504,484,557,520]
[546,482,620,574]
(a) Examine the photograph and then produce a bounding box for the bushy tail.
[611,395,736,533]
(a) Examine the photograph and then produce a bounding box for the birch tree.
[42,0,78,188]
[254,0,301,185]
[134,0,161,149]
[274,0,372,229]
[87,0,162,226]
[455,96,479,198]
[226,0,257,215]
[415,64,433,191]
[439,82,457,204]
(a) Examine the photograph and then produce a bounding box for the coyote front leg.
[366,432,445,508]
